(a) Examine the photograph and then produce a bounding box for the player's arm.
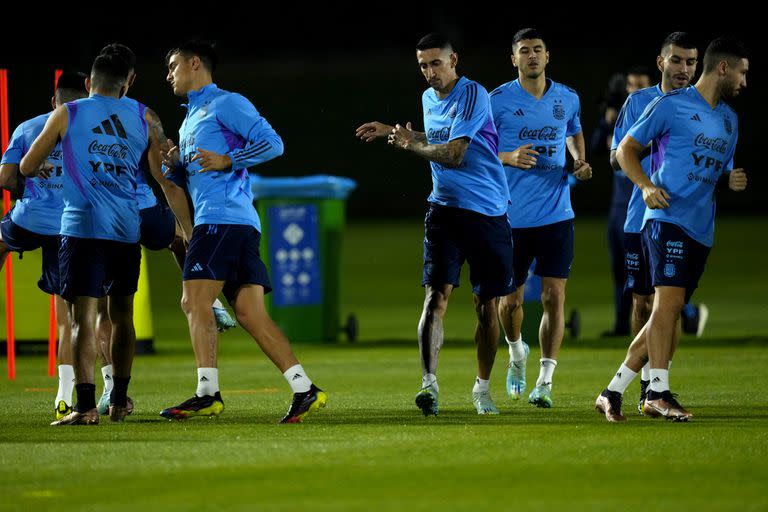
[145,108,194,239]
[617,135,668,209]
[195,94,284,173]
[389,122,468,167]
[355,121,395,142]
[566,132,592,180]
[0,164,24,198]
[0,124,27,197]
[19,107,67,178]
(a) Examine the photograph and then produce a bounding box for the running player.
[356,33,514,416]
[492,28,592,408]
[0,72,87,419]
[160,40,326,423]
[606,36,748,421]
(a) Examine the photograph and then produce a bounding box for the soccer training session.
[0,13,765,512]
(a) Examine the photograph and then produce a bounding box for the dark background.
[1,12,764,219]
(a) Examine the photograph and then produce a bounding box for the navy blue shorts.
[0,214,60,295]
[422,204,515,298]
[183,224,272,303]
[58,237,141,302]
[643,220,710,303]
[140,203,176,251]
[623,232,654,296]
[511,219,574,287]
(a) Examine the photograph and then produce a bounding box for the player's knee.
[474,296,497,324]
[423,290,448,318]
[499,293,522,316]
[180,295,208,317]
[541,286,565,311]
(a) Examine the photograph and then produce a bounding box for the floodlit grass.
[1,218,766,511]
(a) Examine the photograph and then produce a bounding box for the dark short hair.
[99,43,137,71]
[416,33,454,53]
[90,52,132,93]
[703,35,748,73]
[661,32,697,55]
[512,28,545,51]
[166,40,218,73]
[55,71,88,103]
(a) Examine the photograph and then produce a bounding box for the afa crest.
[448,103,458,119]
[664,263,676,278]
[553,102,565,120]
[724,116,733,135]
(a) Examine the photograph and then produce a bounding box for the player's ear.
[545,50,550,65]
[450,52,458,68]
[656,55,664,74]
[85,77,92,94]
[50,96,56,110]
[511,53,518,68]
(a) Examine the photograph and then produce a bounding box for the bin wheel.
[566,310,581,340]
[343,314,358,342]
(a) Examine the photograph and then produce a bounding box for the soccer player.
[605,36,748,421]
[356,33,514,416]
[90,43,234,417]
[160,40,326,423]
[21,48,191,425]
[492,28,592,408]
[0,72,87,419]
[596,32,700,421]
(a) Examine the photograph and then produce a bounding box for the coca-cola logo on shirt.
[693,134,728,154]
[88,141,128,159]
[518,126,559,141]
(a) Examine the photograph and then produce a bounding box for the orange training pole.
[0,69,16,380]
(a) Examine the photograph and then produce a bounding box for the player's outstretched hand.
[355,122,394,142]
[729,168,747,191]
[641,184,670,209]
[499,144,538,169]
[573,159,593,180]
[388,122,416,150]
[193,148,232,173]
[162,139,180,174]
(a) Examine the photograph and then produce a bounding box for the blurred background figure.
[592,67,651,337]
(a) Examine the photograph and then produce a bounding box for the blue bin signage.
[267,204,322,307]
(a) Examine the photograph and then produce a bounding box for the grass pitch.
[1,218,766,511]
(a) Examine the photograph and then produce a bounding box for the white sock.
[55,365,75,405]
[506,336,526,362]
[472,377,489,393]
[649,368,669,393]
[536,358,557,388]
[641,363,650,382]
[101,364,114,394]
[283,364,312,393]
[422,373,438,391]
[196,367,220,396]
[212,298,224,309]
[606,364,638,394]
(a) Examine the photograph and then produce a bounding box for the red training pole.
[47,70,62,378]
[0,69,15,381]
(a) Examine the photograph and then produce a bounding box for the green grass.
[1,217,767,511]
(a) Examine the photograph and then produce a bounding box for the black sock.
[111,376,131,407]
[74,384,97,413]
[647,390,663,400]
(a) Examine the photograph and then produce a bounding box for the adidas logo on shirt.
[92,115,129,139]
[690,113,702,122]
[513,108,525,116]
[190,263,203,272]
